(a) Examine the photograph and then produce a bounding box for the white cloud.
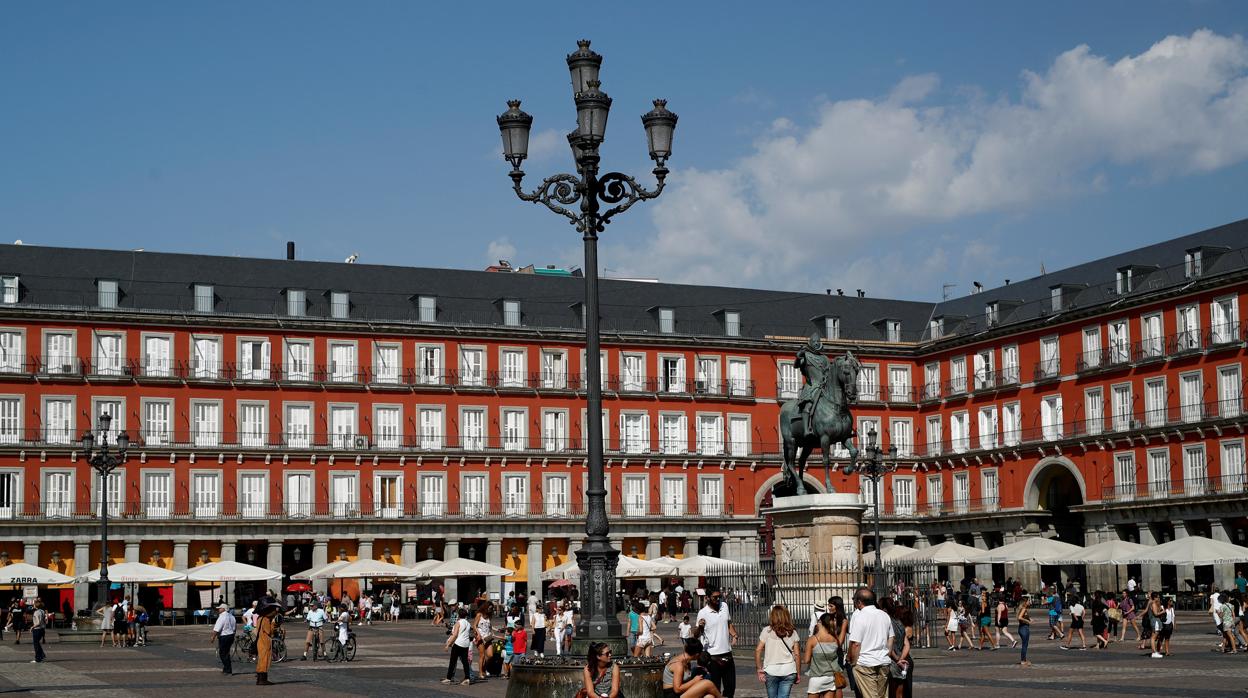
[526,128,564,163]
[486,237,517,266]
[605,30,1248,297]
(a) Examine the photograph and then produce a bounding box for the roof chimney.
[856,289,865,298]
[1004,279,1010,286]
[972,281,983,294]
[287,241,295,260]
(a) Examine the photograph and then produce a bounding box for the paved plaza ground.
[0,613,1245,697]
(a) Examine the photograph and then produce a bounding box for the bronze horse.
[778,353,860,494]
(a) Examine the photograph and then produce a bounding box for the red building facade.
[0,219,1244,611]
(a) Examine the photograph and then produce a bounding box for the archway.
[1025,459,1087,590]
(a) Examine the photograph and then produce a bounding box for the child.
[678,614,692,640]
[502,627,515,679]
[512,617,528,660]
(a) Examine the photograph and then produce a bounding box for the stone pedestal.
[764,493,866,569]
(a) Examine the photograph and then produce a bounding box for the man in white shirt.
[209,604,237,675]
[696,588,739,698]
[1126,577,1137,593]
[442,609,473,685]
[658,589,668,623]
[846,588,894,698]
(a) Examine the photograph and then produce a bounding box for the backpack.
[114,606,126,623]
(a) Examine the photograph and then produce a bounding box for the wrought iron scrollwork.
[598,170,666,225]
[511,172,583,225]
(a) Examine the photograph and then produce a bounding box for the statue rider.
[795,333,831,434]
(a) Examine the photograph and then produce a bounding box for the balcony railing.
[0,498,737,522]
[1032,359,1060,383]
[866,496,1001,519]
[1101,473,1247,503]
[909,398,1243,459]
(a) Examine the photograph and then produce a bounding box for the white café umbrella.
[969,537,1083,565]
[405,559,443,578]
[185,560,282,582]
[900,541,982,565]
[78,562,187,584]
[1120,536,1248,566]
[540,556,677,581]
[291,560,350,581]
[321,559,414,579]
[423,558,514,579]
[0,562,74,586]
[864,545,916,564]
[1044,539,1152,565]
[649,555,748,577]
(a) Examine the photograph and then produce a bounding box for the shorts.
[997,619,1008,628]
[1151,618,1163,633]
[1071,618,1083,630]
[1162,624,1173,640]
[946,620,959,633]
[979,617,991,627]
[636,637,654,649]
[663,689,681,698]
[502,651,512,664]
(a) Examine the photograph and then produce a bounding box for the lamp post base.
[572,539,623,644]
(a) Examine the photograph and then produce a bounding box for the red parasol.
[286,582,313,593]
[549,579,575,589]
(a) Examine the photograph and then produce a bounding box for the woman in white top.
[553,602,567,656]
[473,601,496,677]
[530,604,548,656]
[633,603,656,657]
[754,604,800,698]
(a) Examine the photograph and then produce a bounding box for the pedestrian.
[1147,592,1165,658]
[553,601,567,656]
[209,603,236,675]
[845,588,892,698]
[1160,596,1176,656]
[473,601,496,678]
[390,592,401,622]
[442,605,473,686]
[753,604,799,698]
[511,617,527,667]
[995,595,1017,649]
[530,602,547,656]
[1045,587,1064,641]
[1119,591,1139,642]
[954,600,973,650]
[1016,595,1032,668]
[679,613,693,640]
[1219,593,1238,653]
[887,604,914,698]
[111,598,126,647]
[663,637,720,698]
[1090,592,1110,649]
[582,641,620,698]
[696,587,739,698]
[253,596,282,686]
[1061,596,1086,650]
[976,592,995,650]
[635,602,657,657]
[562,602,575,653]
[803,612,845,698]
[627,601,640,653]
[98,597,115,647]
[301,601,327,660]
[29,599,46,664]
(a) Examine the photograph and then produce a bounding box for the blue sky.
[2,1,1246,300]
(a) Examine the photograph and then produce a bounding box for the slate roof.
[0,217,1244,344]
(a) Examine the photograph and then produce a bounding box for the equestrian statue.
[777,334,861,495]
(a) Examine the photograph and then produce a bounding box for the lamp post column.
[96,466,111,605]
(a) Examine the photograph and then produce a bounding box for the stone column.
[401,539,418,566]
[645,539,661,561]
[311,539,328,595]
[684,539,700,593]
[172,540,189,610]
[1209,519,1235,589]
[970,533,993,585]
[74,541,91,612]
[1173,524,1196,592]
[23,542,38,565]
[358,539,374,561]
[527,539,544,599]
[1082,527,1107,593]
[485,538,503,599]
[124,540,140,563]
[1137,524,1160,591]
[266,541,283,577]
[221,540,237,562]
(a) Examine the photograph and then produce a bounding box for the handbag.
[834,671,848,690]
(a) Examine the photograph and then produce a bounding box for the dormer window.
[0,275,17,304]
[98,279,119,309]
[193,284,214,313]
[886,320,901,343]
[1115,268,1132,294]
[658,308,675,334]
[286,289,306,317]
[1184,250,1203,278]
[824,316,840,341]
[723,310,740,337]
[985,302,999,327]
[503,299,521,327]
[330,291,349,319]
[929,318,944,340]
[1050,286,1062,312]
[417,295,437,323]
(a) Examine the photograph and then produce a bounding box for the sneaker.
[460,679,471,686]
[440,679,452,684]
[1151,652,1163,658]
[1059,646,1070,650]
[300,655,307,661]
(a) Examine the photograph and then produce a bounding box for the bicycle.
[324,626,357,662]
[232,628,255,662]
[271,631,288,663]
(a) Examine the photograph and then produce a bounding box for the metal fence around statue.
[707,559,939,650]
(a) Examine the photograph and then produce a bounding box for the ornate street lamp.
[499,40,675,648]
[81,413,129,607]
[843,427,897,598]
